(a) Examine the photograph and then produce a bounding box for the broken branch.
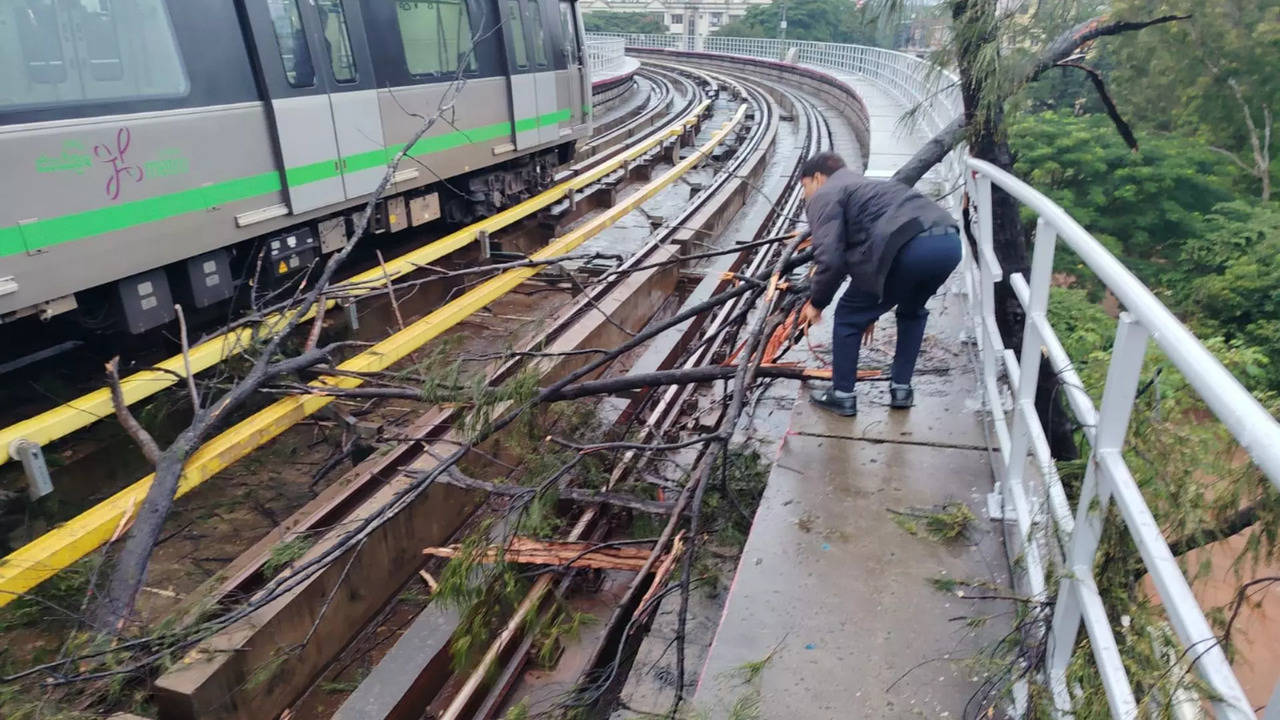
[106,356,161,466]
[892,13,1191,186]
[425,469,679,516]
[423,537,661,572]
[1056,62,1138,151]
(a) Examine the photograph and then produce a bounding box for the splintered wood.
[636,530,686,622]
[423,537,662,572]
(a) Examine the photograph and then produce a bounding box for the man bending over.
[799,152,961,417]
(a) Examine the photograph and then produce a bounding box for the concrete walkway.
[811,68,933,179]
[688,74,1010,719]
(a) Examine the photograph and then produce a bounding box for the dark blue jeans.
[831,229,962,392]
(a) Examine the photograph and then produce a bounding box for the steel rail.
[0,101,725,609]
[434,69,785,719]
[146,99,749,720]
[580,69,680,156]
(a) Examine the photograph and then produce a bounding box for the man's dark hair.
[799,152,846,179]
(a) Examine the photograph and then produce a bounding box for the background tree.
[1103,0,1278,200]
[1008,111,1235,284]
[583,11,666,34]
[583,11,665,34]
[1008,111,1280,395]
[715,0,894,45]
[890,1,1191,459]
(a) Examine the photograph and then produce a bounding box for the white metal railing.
[592,32,1280,719]
[585,35,627,78]
[586,33,963,187]
[965,158,1280,719]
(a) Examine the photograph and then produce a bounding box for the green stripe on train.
[515,109,572,133]
[2,110,573,259]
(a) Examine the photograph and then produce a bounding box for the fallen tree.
[891,13,1191,188]
[888,6,1190,461]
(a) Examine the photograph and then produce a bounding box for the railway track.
[0,72,692,467]
[241,68,838,720]
[0,70,722,600]
[0,59,863,720]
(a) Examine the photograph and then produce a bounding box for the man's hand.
[862,321,876,345]
[801,301,823,326]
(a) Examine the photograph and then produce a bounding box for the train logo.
[94,127,145,201]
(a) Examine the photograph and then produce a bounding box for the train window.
[0,0,187,111]
[395,0,477,76]
[506,0,528,69]
[10,0,66,84]
[81,1,123,80]
[317,0,357,83]
[267,0,315,87]
[558,1,579,65]
[528,1,548,68]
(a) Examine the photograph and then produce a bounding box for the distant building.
[580,0,772,37]
[897,14,949,55]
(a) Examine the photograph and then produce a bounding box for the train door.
[242,0,386,213]
[502,0,561,149]
[558,0,587,129]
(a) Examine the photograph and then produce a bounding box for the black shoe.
[889,384,914,409]
[810,387,857,416]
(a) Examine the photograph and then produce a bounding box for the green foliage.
[0,555,99,632]
[727,690,762,720]
[1174,201,1280,389]
[502,698,531,720]
[928,575,962,594]
[318,669,367,694]
[1017,111,1280,396]
[1047,286,1115,361]
[1014,57,1115,117]
[1009,111,1236,284]
[1102,0,1279,200]
[262,535,313,579]
[889,502,975,542]
[0,687,97,720]
[582,11,665,34]
[704,446,770,548]
[531,606,594,669]
[728,645,777,685]
[715,0,891,45]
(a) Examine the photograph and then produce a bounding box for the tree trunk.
[91,440,194,631]
[954,0,1078,460]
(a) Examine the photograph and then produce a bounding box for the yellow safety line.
[0,100,710,468]
[0,104,744,608]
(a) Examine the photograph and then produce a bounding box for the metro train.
[0,0,592,335]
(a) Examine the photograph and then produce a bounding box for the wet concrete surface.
[805,65,931,180]
[690,432,1006,719]
[687,275,1011,718]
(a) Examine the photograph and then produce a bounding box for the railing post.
[1048,312,1149,714]
[972,174,1008,450]
[1004,219,1055,496]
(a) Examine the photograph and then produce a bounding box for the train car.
[0,0,592,335]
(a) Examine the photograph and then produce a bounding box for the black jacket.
[805,168,956,308]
